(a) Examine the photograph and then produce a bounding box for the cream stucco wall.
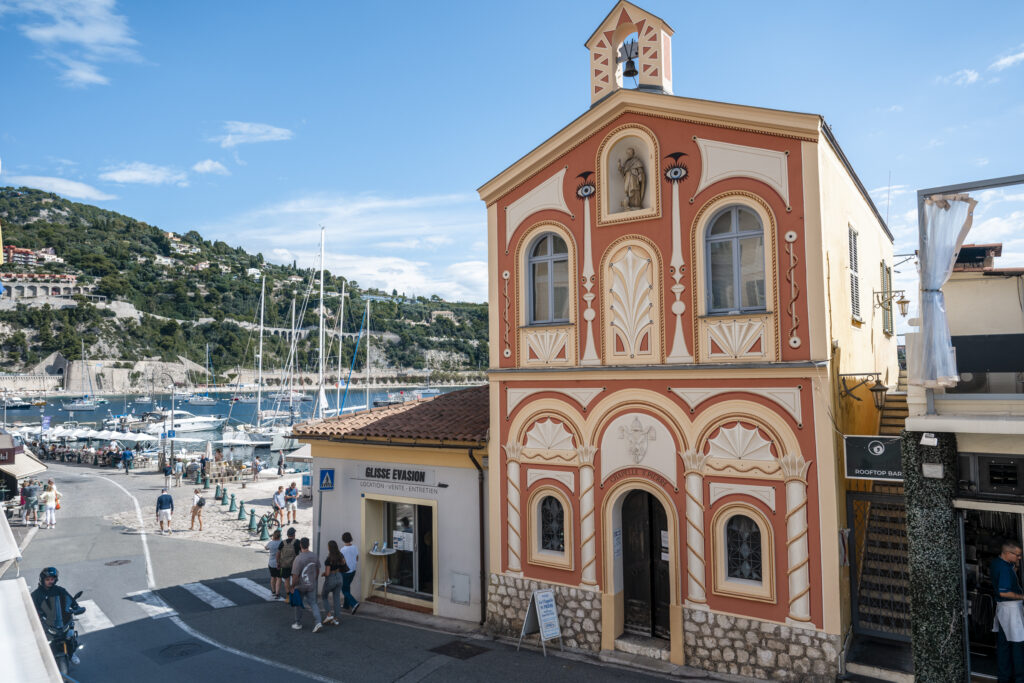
[945,272,1024,336]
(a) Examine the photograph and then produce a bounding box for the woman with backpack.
[190,488,205,531]
[320,540,348,625]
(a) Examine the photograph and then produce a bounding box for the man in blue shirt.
[992,540,1024,683]
[284,482,299,524]
[155,488,174,536]
[122,448,133,475]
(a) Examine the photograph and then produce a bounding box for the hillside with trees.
[0,187,487,380]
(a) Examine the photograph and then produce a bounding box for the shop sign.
[844,435,903,481]
[517,589,563,655]
[350,462,438,493]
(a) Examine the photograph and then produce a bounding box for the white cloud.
[991,45,1024,71]
[3,174,115,200]
[192,159,230,175]
[197,191,487,301]
[885,105,903,113]
[869,184,909,202]
[99,162,188,186]
[210,121,293,148]
[937,69,979,86]
[2,0,140,86]
[976,158,990,167]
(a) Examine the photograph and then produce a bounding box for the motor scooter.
[43,590,85,676]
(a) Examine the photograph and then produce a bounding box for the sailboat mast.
[365,300,371,410]
[335,281,346,412]
[317,226,326,419]
[256,276,265,423]
[289,296,295,411]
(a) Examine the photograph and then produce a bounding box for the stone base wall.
[485,573,602,651]
[683,608,840,681]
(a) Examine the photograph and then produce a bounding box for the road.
[4,463,682,683]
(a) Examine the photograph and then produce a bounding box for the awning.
[0,577,63,682]
[0,451,47,480]
[0,511,20,564]
[286,444,312,461]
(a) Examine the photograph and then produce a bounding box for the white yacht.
[142,409,227,434]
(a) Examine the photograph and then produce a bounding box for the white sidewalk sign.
[517,588,563,656]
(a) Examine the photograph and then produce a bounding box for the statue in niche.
[617,147,647,210]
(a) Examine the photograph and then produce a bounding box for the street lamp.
[874,290,911,317]
[869,379,889,411]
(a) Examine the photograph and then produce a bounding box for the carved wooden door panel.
[651,497,671,640]
[623,490,652,636]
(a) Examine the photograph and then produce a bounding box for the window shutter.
[849,228,860,319]
[881,263,894,335]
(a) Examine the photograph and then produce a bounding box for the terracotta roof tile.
[293,385,489,444]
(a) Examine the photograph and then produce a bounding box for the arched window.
[725,514,762,582]
[528,234,570,324]
[540,496,565,552]
[706,206,766,314]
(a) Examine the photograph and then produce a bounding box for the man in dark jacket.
[31,567,84,665]
[156,488,174,535]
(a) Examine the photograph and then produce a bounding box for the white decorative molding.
[707,318,764,358]
[708,482,776,512]
[505,387,605,417]
[706,423,773,461]
[600,413,676,487]
[608,246,654,358]
[525,329,568,364]
[780,451,812,484]
[694,138,790,209]
[680,449,708,474]
[505,168,571,250]
[618,416,657,463]
[669,386,802,425]
[682,453,708,603]
[525,419,574,451]
[576,444,597,467]
[502,441,523,573]
[781,453,811,622]
[526,468,576,493]
[666,180,693,362]
[580,193,600,365]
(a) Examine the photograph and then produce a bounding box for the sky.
[1,0,1023,325]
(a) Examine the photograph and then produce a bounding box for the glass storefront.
[384,501,434,598]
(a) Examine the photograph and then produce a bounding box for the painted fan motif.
[608,246,654,357]
[707,318,763,357]
[525,419,575,451]
[706,423,773,461]
[526,329,568,363]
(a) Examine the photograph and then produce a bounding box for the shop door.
[622,490,671,639]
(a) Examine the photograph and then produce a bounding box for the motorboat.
[134,395,153,404]
[31,398,47,407]
[61,398,99,411]
[188,395,218,406]
[142,409,227,434]
[1,396,32,410]
[231,394,258,403]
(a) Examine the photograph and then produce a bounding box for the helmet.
[38,566,58,587]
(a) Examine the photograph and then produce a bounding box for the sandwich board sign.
[517,588,563,656]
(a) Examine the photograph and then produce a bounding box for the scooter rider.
[31,567,85,665]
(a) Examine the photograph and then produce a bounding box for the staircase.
[854,494,911,637]
[879,370,908,437]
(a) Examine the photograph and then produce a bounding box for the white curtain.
[909,193,978,387]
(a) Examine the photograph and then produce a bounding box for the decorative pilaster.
[577,444,598,585]
[665,156,692,363]
[577,174,600,365]
[503,442,523,573]
[780,452,812,623]
[681,449,708,603]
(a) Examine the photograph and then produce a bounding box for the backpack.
[279,539,299,568]
[197,497,206,508]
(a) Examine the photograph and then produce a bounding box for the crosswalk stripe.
[75,600,114,634]
[228,577,276,601]
[182,582,236,609]
[127,589,177,619]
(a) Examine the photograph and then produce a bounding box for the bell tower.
[586,1,673,105]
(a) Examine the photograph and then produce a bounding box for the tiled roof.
[293,385,489,444]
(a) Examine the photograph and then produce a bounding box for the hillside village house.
[477,2,896,678]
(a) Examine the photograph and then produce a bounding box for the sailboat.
[189,344,218,405]
[62,342,99,411]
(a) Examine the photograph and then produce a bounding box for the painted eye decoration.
[664,152,688,183]
[576,171,595,200]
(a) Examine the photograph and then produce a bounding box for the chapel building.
[478,2,897,678]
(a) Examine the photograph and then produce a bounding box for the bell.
[623,58,638,78]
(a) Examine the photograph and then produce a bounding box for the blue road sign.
[168,430,176,438]
[319,469,335,491]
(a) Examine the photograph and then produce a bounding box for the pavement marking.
[93,474,157,589]
[76,600,115,635]
[127,589,178,619]
[182,582,236,609]
[228,577,276,601]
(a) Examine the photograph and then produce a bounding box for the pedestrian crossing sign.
[319,469,334,491]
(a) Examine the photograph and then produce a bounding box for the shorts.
[286,502,297,512]
[268,566,281,578]
[279,567,293,579]
[157,509,172,523]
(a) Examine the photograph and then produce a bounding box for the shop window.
[706,206,766,314]
[528,233,570,325]
[381,501,434,598]
[711,502,775,603]
[528,487,573,570]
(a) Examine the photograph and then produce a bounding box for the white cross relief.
[619,416,656,463]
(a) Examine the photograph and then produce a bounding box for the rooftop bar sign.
[844,435,903,482]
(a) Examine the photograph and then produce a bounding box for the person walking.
[156,488,174,535]
[21,479,40,527]
[289,537,322,632]
[284,481,299,525]
[993,540,1024,682]
[277,527,300,592]
[122,447,133,475]
[277,451,284,477]
[40,483,61,529]
[265,529,284,599]
[162,462,173,489]
[340,531,360,614]
[200,452,209,480]
[189,488,205,531]
[320,540,348,625]
[272,486,286,526]
[173,459,184,487]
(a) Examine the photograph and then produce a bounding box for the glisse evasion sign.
[351,462,438,491]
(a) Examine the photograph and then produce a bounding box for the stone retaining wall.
[484,573,602,651]
[682,608,840,681]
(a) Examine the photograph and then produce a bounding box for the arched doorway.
[622,489,671,639]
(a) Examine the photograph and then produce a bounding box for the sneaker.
[312,622,323,633]
[291,623,302,630]
[70,654,80,665]
[350,603,359,615]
